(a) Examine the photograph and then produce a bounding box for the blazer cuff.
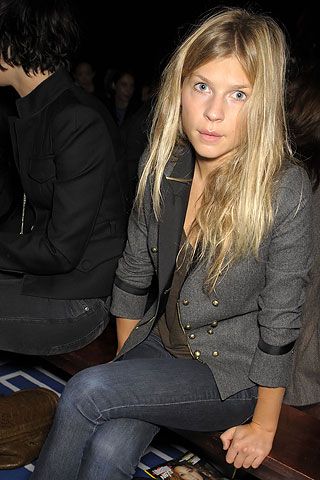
[258,338,295,355]
[114,276,149,296]
[110,283,149,319]
[249,343,294,387]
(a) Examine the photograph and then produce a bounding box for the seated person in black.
[0,0,128,356]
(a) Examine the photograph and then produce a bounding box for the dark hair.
[0,0,79,74]
[288,63,320,190]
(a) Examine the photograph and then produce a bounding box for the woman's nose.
[204,95,224,122]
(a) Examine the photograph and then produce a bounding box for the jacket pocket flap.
[28,155,55,183]
[76,236,126,272]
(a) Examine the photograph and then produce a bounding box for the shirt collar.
[16,69,73,119]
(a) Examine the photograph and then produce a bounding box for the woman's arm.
[249,167,312,388]
[221,167,313,469]
[116,317,140,354]
[111,157,155,330]
[220,386,285,469]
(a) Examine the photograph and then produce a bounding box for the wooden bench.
[42,320,320,480]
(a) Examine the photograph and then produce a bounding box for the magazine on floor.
[140,451,231,479]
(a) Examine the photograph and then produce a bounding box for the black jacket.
[0,70,127,299]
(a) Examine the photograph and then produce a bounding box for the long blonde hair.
[137,8,290,290]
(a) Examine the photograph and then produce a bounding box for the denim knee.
[84,433,132,471]
[59,367,108,420]
[81,420,151,479]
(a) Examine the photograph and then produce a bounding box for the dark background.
[73,1,317,86]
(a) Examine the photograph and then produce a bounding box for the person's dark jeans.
[31,332,258,480]
[0,272,109,355]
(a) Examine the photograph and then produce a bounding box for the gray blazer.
[111,148,312,400]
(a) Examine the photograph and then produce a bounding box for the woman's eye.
[195,82,209,92]
[232,90,247,101]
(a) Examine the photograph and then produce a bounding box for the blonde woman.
[32,8,312,480]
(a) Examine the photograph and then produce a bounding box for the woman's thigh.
[65,333,258,432]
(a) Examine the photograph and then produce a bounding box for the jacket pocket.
[69,298,106,317]
[28,154,56,183]
[76,236,126,273]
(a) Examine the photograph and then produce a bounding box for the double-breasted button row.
[192,350,219,359]
[189,333,195,339]
[181,299,219,307]
[151,247,158,253]
[184,323,191,330]
[193,350,219,358]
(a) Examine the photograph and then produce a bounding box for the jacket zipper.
[19,193,26,235]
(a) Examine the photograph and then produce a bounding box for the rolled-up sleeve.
[249,166,313,387]
[110,174,155,319]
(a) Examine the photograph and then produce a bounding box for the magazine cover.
[142,451,231,479]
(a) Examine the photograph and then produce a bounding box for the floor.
[0,355,228,479]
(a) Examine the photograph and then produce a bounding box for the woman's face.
[173,465,203,480]
[181,55,252,168]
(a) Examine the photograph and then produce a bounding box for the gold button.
[184,324,191,330]
[194,350,201,358]
[207,329,214,334]
[212,351,219,357]
[211,320,218,327]
[182,299,189,306]
[151,247,158,253]
[135,326,139,330]
[189,333,195,339]
[212,299,219,306]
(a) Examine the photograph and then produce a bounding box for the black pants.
[0,272,109,355]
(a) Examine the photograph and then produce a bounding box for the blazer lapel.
[158,148,194,295]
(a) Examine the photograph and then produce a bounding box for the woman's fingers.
[225,439,245,464]
[222,423,272,469]
[220,427,236,450]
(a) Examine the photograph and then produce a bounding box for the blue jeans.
[31,333,258,480]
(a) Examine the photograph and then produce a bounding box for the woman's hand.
[220,421,275,469]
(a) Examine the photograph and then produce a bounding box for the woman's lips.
[198,130,223,142]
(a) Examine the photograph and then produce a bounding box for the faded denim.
[31,332,258,480]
